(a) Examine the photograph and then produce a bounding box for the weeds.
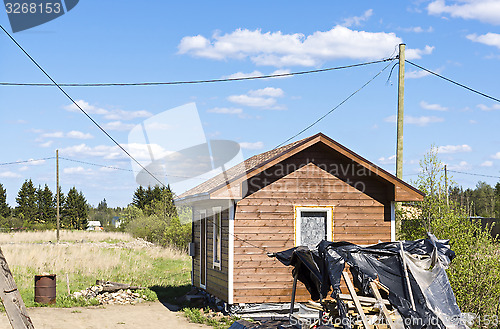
[183,307,236,329]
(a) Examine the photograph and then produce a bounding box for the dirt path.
[0,302,210,329]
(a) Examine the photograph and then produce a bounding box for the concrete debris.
[71,284,148,305]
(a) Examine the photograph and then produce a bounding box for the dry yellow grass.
[0,230,191,307]
[0,230,136,244]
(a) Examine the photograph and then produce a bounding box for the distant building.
[111,216,122,228]
[87,221,103,231]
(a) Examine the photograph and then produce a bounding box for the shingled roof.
[176,133,425,202]
[177,136,311,199]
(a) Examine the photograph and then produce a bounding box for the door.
[295,207,333,248]
[199,210,207,288]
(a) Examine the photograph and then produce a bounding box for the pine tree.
[62,187,88,229]
[15,179,37,222]
[132,186,147,209]
[36,185,56,225]
[0,184,10,219]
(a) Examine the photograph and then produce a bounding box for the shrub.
[398,146,500,327]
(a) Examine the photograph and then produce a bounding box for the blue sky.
[1,1,500,207]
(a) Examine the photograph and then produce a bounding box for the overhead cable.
[0,58,396,87]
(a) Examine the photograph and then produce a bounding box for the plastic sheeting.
[274,234,467,329]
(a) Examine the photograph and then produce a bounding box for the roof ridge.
[177,134,317,199]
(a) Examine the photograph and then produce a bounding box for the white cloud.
[67,130,93,139]
[178,26,433,67]
[64,100,152,121]
[240,142,264,150]
[0,171,21,178]
[207,107,243,114]
[428,0,500,25]
[104,109,152,121]
[481,160,493,167]
[224,69,292,80]
[40,141,53,148]
[63,166,92,174]
[102,121,135,131]
[469,119,478,124]
[60,144,122,160]
[401,26,434,33]
[341,9,373,27]
[420,101,448,111]
[228,94,277,108]
[64,100,108,115]
[384,115,444,126]
[224,70,263,79]
[492,152,500,159]
[467,32,500,49]
[248,87,284,98]
[59,143,172,161]
[406,70,431,79]
[448,161,470,171]
[406,45,435,59]
[227,87,285,109]
[477,103,500,111]
[18,166,29,172]
[41,131,64,138]
[378,155,396,164]
[437,144,472,154]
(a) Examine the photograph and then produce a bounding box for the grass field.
[0,230,191,308]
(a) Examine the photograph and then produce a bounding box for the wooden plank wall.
[233,157,391,303]
[192,205,229,301]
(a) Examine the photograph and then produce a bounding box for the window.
[212,207,222,269]
[295,206,333,248]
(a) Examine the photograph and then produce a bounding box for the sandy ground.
[0,302,210,329]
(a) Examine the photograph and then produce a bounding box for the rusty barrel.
[34,274,56,304]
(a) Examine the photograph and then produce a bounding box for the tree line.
[0,179,88,230]
[449,181,500,218]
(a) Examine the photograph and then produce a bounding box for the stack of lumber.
[300,272,403,329]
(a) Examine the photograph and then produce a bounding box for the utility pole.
[445,165,449,207]
[396,43,405,180]
[56,149,60,242]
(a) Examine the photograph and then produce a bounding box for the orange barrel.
[34,274,56,304]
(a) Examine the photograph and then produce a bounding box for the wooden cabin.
[175,133,424,304]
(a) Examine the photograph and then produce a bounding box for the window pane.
[300,211,327,248]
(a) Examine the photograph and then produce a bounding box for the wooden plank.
[342,271,372,329]
[369,281,396,329]
[234,219,387,228]
[338,293,390,306]
[0,247,35,329]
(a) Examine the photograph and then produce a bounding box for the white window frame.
[199,209,207,289]
[212,206,222,269]
[294,206,334,247]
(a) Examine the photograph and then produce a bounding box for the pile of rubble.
[71,281,148,305]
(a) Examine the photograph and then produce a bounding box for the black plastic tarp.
[274,234,467,329]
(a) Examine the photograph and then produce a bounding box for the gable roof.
[176,133,424,202]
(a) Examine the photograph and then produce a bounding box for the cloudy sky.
[1,1,500,207]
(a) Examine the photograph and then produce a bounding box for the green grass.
[183,307,236,329]
[0,230,191,308]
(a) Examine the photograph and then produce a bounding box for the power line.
[447,169,500,180]
[275,58,396,148]
[0,24,164,188]
[405,60,500,104]
[0,157,55,166]
[0,58,396,87]
[59,156,208,180]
